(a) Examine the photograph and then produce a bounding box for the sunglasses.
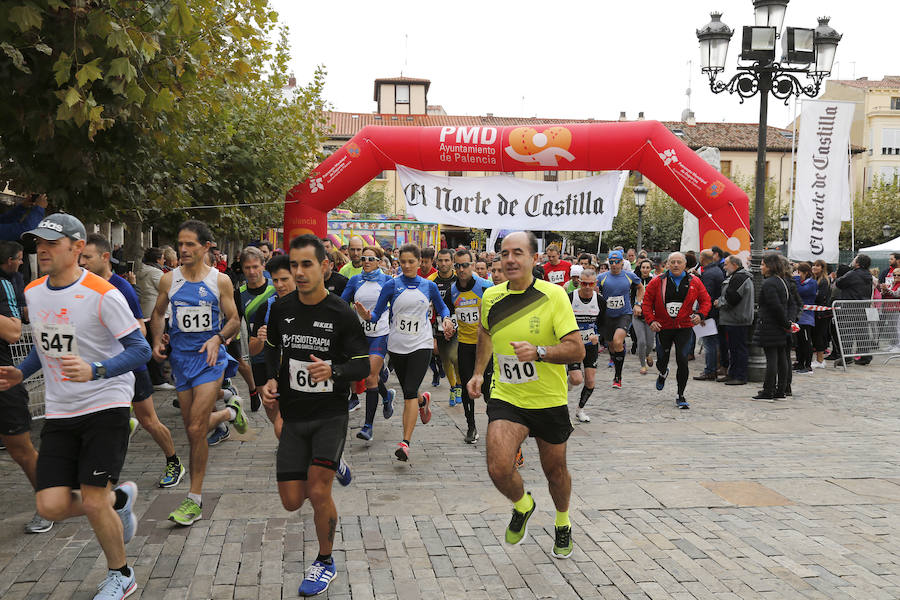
[608,259,622,264]
[580,281,596,287]
[361,256,379,262]
[454,262,471,269]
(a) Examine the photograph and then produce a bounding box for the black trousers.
[655,328,693,397]
[457,342,492,429]
[762,343,789,395]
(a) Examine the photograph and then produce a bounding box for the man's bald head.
[348,236,364,250]
[699,250,714,265]
[502,231,538,255]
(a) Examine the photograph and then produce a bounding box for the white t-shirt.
[25,269,140,419]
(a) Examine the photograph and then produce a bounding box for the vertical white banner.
[789,100,854,262]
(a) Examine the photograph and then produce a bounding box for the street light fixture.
[697,3,840,381]
[883,224,894,239]
[633,185,647,254]
[780,212,790,254]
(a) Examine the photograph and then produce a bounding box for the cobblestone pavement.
[2,354,900,599]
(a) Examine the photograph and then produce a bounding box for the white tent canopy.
[861,235,900,253]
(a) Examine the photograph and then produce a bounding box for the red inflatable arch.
[284,121,750,256]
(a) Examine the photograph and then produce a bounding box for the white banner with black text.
[397,165,627,232]
[789,99,854,263]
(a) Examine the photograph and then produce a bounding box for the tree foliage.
[0,0,328,243]
[840,179,900,249]
[337,184,389,216]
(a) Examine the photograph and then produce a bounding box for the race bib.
[178,305,213,332]
[606,295,625,310]
[396,314,424,336]
[36,323,79,358]
[665,302,683,318]
[359,316,379,335]
[456,306,480,325]
[288,358,333,393]
[497,354,538,384]
[548,270,565,284]
[580,328,595,344]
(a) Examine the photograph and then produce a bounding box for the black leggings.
[811,318,830,352]
[763,343,789,395]
[796,324,813,368]
[655,328,693,397]
[389,348,433,400]
[457,342,492,428]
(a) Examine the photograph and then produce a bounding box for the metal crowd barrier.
[832,299,900,371]
[10,324,46,419]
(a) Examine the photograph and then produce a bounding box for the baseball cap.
[22,213,86,242]
[570,265,584,277]
[608,250,624,261]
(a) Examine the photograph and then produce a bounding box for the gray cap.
[22,213,87,242]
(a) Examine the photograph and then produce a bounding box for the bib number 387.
[288,359,333,393]
[38,323,78,358]
[497,354,538,384]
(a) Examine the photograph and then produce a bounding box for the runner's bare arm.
[216,273,241,341]
[149,270,173,360]
[467,323,493,399]
[510,330,585,364]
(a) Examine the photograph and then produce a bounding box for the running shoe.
[23,513,53,534]
[382,389,395,419]
[250,390,261,412]
[612,377,621,389]
[395,441,410,462]
[676,396,690,409]
[505,492,535,545]
[348,395,360,412]
[154,382,175,391]
[464,425,478,444]
[168,497,202,526]
[128,417,139,440]
[380,365,390,383]
[226,396,247,434]
[114,481,138,543]
[640,366,648,375]
[656,368,669,391]
[454,385,462,406]
[159,460,185,488]
[448,387,456,407]
[419,392,432,424]
[336,458,352,486]
[298,559,336,596]
[575,408,591,423]
[207,423,229,446]
[357,423,373,441]
[646,355,653,367]
[94,568,136,600]
[607,359,614,368]
[552,525,574,559]
[515,447,524,468]
[172,398,180,409]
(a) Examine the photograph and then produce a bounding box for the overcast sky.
[270,0,896,129]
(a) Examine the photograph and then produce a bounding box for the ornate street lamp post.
[633,185,647,255]
[696,1,840,380]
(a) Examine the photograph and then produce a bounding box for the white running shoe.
[575,409,591,423]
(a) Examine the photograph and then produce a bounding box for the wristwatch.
[536,346,548,362]
[92,362,106,380]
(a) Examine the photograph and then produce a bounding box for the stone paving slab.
[1,357,899,598]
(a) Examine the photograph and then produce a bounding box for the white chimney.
[618,111,627,121]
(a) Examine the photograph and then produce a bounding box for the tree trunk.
[123,210,144,273]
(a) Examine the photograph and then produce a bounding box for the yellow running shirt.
[481,277,578,409]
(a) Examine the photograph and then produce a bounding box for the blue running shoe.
[348,396,360,412]
[676,396,690,410]
[380,365,389,383]
[455,385,462,405]
[356,423,373,441]
[114,481,138,544]
[298,559,336,596]
[656,368,669,391]
[382,389,395,419]
[336,458,352,486]
[94,568,137,599]
[448,386,457,407]
[431,372,440,387]
[207,423,229,446]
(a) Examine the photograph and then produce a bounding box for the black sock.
[403,439,410,446]
[579,386,593,408]
[114,565,131,577]
[377,380,388,399]
[365,388,378,425]
[166,454,179,464]
[113,489,128,510]
[316,553,333,565]
[613,350,625,379]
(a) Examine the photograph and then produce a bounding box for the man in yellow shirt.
[467,231,584,560]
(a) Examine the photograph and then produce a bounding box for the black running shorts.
[276,413,349,481]
[486,397,573,444]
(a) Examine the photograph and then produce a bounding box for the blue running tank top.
[168,266,223,351]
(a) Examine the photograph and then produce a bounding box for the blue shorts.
[170,346,238,392]
[367,335,388,358]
